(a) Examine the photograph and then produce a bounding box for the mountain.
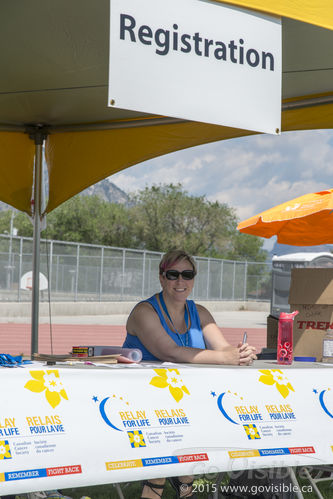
[270,241,333,258]
[80,179,129,204]
[0,178,130,213]
[0,201,12,211]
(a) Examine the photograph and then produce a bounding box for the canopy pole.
[30,128,46,357]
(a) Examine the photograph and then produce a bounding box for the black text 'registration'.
[119,14,275,71]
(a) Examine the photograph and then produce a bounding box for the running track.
[0,324,266,356]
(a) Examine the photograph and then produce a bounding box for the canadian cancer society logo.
[24,370,68,408]
[243,424,261,440]
[127,430,146,448]
[0,440,12,459]
[149,369,190,402]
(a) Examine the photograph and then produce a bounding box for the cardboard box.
[289,268,333,361]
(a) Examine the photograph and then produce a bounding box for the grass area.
[63,480,174,498]
[60,472,333,498]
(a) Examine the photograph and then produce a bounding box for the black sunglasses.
[163,269,196,280]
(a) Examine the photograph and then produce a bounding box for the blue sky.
[111,129,333,249]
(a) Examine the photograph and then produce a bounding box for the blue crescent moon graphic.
[99,397,123,431]
[319,390,333,418]
[217,392,239,425]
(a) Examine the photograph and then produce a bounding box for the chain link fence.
[0,234,272,302]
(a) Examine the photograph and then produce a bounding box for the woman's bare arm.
[197,304,257,363]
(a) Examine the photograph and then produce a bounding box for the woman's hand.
[237,342,257,365]
[215,344,257,365]
[216,345,242,365]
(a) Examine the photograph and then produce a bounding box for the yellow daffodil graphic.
[243,424,260,440]
[24,370,68,408]
[258,369,294,399]
[128,430,146,448]
[0,440,12,459]
[150,368,190,402]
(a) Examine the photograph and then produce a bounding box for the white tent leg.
[287,467,304,499]
[114,483,125,499]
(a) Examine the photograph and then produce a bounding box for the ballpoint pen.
[242,331,247,344]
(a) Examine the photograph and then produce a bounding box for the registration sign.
[109,0,281,134]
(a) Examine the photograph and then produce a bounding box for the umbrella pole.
[30,134,44,357]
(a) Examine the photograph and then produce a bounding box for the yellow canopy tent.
[0,0,332,354]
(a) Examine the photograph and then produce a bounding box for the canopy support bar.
[50,117,187,133]
[0,94,333,135]
[282,94,333,111]
[27,125,48,357]
[45,94,333,132]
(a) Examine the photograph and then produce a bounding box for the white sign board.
[109,0,281,134]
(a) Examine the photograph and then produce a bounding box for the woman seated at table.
[123,249,257,498]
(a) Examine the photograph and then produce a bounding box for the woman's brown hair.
[159,249,197,275]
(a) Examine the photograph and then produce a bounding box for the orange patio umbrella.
[237,189,333,246]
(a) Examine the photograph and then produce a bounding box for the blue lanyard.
[159,292,189,347]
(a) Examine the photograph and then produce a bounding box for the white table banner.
[1,363,333,494]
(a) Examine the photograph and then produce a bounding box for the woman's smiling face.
[159,258,195,302]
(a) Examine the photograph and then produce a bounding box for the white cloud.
[110,129,333,221]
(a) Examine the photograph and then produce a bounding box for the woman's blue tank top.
[122,294,206,361]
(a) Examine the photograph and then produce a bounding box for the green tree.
[42,195,135,247]
[129,183,265,260]
[0,210,14,235]
[0,184,266,262]
[227,232,267,262]
[0,210,33,237]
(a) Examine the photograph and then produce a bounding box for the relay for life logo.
[95,368,191,444]
[214,370,296,429]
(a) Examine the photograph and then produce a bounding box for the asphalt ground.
[0,310,268,357]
